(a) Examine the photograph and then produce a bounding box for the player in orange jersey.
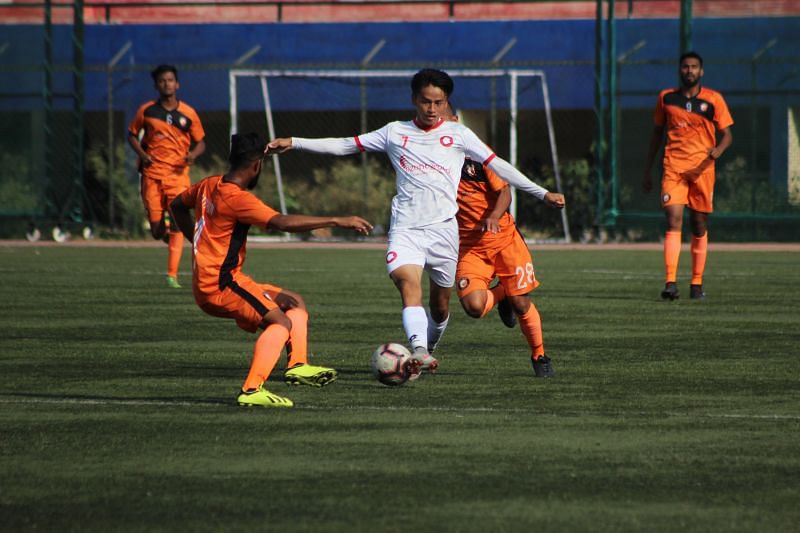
[169,132,372,408]
[445,107,561,378]
[643,51,733,300]
[128,64,206,289]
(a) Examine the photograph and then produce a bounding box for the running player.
[642,51,733,300]
[267,69,565,373]
[169,132,372,408]
[128,64,206,289]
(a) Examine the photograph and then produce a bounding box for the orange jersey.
[456,159,515,252]
[178,175,280,298]
[128,99,205,182]
[654,86,733,175]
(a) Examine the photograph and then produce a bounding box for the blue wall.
[3,17,799,113]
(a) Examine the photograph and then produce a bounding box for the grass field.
[1,243,798,532]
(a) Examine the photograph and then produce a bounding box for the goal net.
[229,68,570,242]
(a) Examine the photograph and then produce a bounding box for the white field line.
[0,395,798,420]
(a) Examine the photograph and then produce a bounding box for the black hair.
[229,132,266,169]
[679,51,703,67]
[411,68,454,98]
[151,64,178,82]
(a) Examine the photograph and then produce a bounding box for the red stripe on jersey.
[483,153,497,166]
[354,136,365,152]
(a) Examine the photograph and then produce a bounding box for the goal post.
[229,68,571,242]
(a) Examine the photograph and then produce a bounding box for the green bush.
[0,151,38,212]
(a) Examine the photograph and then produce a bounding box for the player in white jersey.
[267,69,565,374]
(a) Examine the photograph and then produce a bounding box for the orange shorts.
[661,162,715,213]
[141,173,191,224]
[456,230,540,299]
[196,274,282,333]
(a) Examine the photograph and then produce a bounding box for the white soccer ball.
[370,343,419,386]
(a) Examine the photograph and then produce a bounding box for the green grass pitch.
[1,244,798,531]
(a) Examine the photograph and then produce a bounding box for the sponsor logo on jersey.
[699,102,708,112]
[179,116,187,128]
[439,135,454,147]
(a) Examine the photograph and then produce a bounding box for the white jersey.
[292,117,549,230]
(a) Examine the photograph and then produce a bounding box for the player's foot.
[166,276,182,289]
[660,282,679,301]
[497,297,517,328]
[690,284,706,300]
[284,363,338,387]
[411,346,438,375]
[531,355,555,378]
[237,386,293,408]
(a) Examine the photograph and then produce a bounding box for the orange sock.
[242,324,290,391]
[518,303,545,360]
[691,233,708,285]
[480,284,506,318]
[167,231,183,278]
[664,231,682,283]
[285,307,308,367]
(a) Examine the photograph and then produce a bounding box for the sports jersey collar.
[413,117,445,132]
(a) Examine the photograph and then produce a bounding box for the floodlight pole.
[679,0,693,54]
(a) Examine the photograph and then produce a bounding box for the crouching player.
[170,132,373,407]
[455,156,556,378]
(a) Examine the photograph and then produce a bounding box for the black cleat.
[661,282,679,301]
[690,284,706,300]
[531,355,555,378]
[497,297,517,328]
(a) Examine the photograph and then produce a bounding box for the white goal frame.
[229,68,570,242]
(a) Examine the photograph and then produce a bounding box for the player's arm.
[485,157,565,209]
[268,214,373,235]
[483,186,512,234]
[266,137,360,156]
[709,127,732,160]
[169,195,195,242]
[642,125,665,193]
[127,132,153,166]
[185,139,206,165]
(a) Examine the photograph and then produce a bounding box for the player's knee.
[509,295,531,315]
[459,297,483,319]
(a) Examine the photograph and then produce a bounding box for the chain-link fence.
[1,1,799,241]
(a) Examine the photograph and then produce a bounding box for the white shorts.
[385,218,459,288]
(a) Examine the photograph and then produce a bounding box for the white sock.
[402,306,428,352]
[426,309,449,354]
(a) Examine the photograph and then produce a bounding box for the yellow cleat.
[237,386,293,408]
[284,363,338,387]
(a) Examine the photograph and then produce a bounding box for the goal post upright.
[229,67,571,243]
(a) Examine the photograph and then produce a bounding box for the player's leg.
[163,179,190,288]
[426,280,450,356]
[419,220,459,365]
[198,278,293,407]
[387,229,430,358]
[660,172,688,300]
[456,250,497,318]
[141,176,167,241]
[271,287,338,387]
[687,173,714,299]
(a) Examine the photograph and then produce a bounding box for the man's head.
[411,69,453,128]
[229,132,267,190]
[679,51,704,89]
[151,64,179,98]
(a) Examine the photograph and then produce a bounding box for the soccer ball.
[370,343,419,386]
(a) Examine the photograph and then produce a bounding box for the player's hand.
[335,216,373,235]
[642,170,653,193]
[266,138,293,155]
[708,146,724,160]
[482,217,501,233]
[544,192,565,209]
[141,154,154,167]
[185,153,197,165]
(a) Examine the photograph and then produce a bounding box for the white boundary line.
[1,395,797,420]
